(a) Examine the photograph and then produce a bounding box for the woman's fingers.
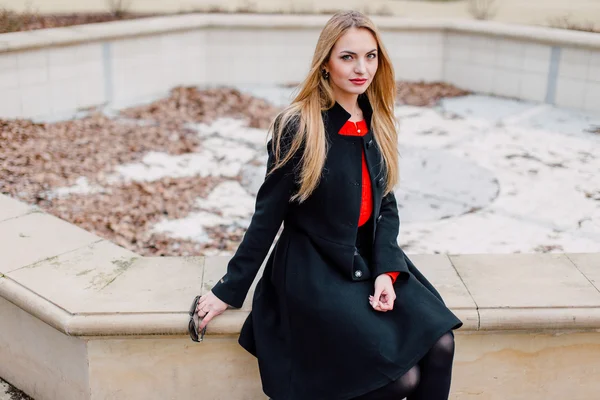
[370,290,395,312]
[198,309,218,331]
[196,296,205,312]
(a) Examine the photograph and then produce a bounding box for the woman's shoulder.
[273,110,301,135]
[270,110,303,149]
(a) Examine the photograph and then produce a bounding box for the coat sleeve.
[372,190,410,281]
[210,118,300,308]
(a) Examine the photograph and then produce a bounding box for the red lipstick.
[350,78,367,86]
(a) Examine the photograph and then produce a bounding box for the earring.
[322,69,330,79]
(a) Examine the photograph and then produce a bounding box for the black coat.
[211,94,463,400]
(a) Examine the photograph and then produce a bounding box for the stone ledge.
[1,14,599,53]
[3,273,600,337]
[2,194,600,399]
[2,193,600,337]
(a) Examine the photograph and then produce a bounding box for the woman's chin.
[342,86,369,96]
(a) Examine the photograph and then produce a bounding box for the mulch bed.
[120,87,280,129]
[0,10,153,34]
[397,81,470,107]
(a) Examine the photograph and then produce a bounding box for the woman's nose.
[355,62,366,74]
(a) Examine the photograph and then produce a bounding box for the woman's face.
[325,27,379,98]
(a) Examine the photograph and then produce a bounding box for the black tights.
[353,332,455,400]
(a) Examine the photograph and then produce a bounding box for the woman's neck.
[334,92,362,122]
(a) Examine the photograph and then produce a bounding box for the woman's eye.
[367,53,377,59]
[342,55,352,61]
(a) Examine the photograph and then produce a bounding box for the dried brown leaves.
[0,10,152,34]
[121,86,281,129]
[1,84,467,256]
[42,177,220,255]
[0,112,200,204]
[397,81,470,107]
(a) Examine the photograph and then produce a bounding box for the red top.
[338,120,399,284]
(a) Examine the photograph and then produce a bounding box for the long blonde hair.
[269,10,399,203]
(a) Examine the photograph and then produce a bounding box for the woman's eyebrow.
[339,49,378,55]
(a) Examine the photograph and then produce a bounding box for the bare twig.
[548,14,599,33]
[106,0,132,18]
[467,0,497,21]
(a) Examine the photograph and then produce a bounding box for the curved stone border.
[1,14,599,120]
[1,194,600,338]
[1,15,600,53]
[3,255,600,336]
[2,192,600,399]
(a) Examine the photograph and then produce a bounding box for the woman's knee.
[427,332,455,366]
[390,365,420,396]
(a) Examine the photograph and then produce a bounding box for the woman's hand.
[370,274,396,312]
[196,290,229,330]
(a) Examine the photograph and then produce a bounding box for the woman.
[195,10,463,400]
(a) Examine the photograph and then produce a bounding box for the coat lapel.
[322,93,374,135]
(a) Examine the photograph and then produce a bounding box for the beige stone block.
[519,71,548,102]
[395,59,443,82]
[76,256,204,314]
[0,211,101,273]
[20,83,53,117]
[522,42,552,74]
[0,87,23,118]
[567,253,600,292]
[410,254,479,330]
[409,255,475,309]
[6,240,136,311]
[467,65,495,93]
[479,307,600,330]
[495,38,525,70]
[555,76,586,109]
[470,35,497,66]
[443,60,471,89]
[9,247,204,315]
[492,69,521,98]
[0,52,18,89]
[0,297,89,400]
[452,331,600,400]
[559,47,592,79]
[452,309,480,330]
[582,81,600,113]
[589,51,600,83]
[450,253,600,308]
[77,73,105,109]
[87,336,265,400]
[50,78,80,114]
[0,194,32,222]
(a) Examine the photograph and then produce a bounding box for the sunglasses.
[188,295,207,342]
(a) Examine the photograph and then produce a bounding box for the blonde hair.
[269,10,399,203]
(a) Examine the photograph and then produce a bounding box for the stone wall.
[0,14,599,121]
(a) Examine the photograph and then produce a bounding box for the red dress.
[339,120,399,284]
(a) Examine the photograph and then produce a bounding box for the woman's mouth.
[349,78,368,86]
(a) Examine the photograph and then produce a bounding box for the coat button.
[376,215,382,223]
[354,270,363,278]
[377,177,384,187]
[367,140,373,149]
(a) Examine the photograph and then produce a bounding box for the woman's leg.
[408,332,455,400]
[352,365,420,400]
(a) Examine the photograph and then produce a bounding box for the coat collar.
[322,93,374,136]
